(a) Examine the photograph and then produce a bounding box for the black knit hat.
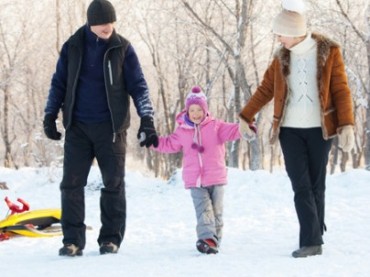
[87,0,117,26]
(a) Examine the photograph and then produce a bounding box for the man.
[239,0,354,258]
[43,0,158,257]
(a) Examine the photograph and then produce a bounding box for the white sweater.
[282,34,321,128]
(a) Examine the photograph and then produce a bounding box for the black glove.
[43,113,61,140]
[137,116,159,148]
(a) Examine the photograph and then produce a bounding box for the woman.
[239,0,354,258]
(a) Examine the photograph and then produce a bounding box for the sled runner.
[0,197,62,240]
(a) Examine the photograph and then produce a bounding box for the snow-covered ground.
[0,166,369,276]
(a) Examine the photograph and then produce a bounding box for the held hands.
[239,118,257,142]
[338,125,355,153]
[137,116,159,148]
[43,114,61,140]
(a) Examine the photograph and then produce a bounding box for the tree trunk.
[2,85,12,168]
[364,41,370,170]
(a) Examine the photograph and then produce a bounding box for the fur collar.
[275,33,340,78]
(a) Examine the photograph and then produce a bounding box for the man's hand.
[43,114,61,140]
[137,116,159,148]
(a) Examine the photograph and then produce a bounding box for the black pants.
[60,121,127,249]
[279,127,332,248]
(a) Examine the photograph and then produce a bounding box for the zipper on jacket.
[104,47,120,141]
[108,60,113,85]
[67,48,83,130]
[195,124,203,187]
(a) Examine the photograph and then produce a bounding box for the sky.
[0,165,369,277]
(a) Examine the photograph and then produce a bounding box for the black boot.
[196,239,218,254]
[59,244,83,257]
[99,242,119,254]
[292,245,322,258]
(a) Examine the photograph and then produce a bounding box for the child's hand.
[239,119,257,142]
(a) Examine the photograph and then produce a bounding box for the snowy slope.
[0,166,369,277]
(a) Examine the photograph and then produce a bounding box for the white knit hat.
[272,0,307,37]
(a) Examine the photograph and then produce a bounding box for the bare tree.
[0,18,24,168]
[335,0,370,170]
[0,0,368,173]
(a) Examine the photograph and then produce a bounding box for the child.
[152,86,253,254]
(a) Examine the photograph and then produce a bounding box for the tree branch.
[181,0,234,54]
[335,0,366,43]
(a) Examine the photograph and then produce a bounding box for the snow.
[0,166,369,276]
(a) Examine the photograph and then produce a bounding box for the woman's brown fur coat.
[239,33,354,143]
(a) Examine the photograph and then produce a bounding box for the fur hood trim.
[274,33,340,92]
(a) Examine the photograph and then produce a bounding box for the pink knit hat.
[185,86,208,114]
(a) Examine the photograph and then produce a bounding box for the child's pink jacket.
[153,110,241,189]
